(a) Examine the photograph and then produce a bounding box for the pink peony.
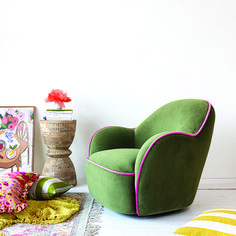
[18,125,23,131]
[1,116,7,124]
[11,117,18,126]
[17,112,25,121]
[8,123,15,131]
[6,109,15,116]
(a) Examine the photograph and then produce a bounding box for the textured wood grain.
[40,120,77,186]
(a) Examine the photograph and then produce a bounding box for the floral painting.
[0,107,35,174]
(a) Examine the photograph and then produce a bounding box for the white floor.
[71,179,236,236]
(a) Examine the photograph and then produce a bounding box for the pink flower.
[17,112,25,120]
[8,123,15,131]
[18,125,23,131]
[6,109,15,116]
[1,116,7,124]
[11,117,18,126]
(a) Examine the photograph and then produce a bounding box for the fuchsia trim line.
[87,126,112,159]
[86,159,135,176]
[88,126,136,159]
[87,125,136,176]
[135,101,212,216]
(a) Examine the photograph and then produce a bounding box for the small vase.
[54,102,63,110]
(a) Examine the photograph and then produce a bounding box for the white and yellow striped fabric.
[174,209,236,236]
[28,176,73,200]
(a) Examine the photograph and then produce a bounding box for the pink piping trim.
[87,126,112,159]
[86,159,135,176]
[135,100,212,216]
[87,126,136,159]
[87,126,135,176]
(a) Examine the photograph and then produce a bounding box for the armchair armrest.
[134,131,170,175]
[134,131,210,216]
[88,126,135,156]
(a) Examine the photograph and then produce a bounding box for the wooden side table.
[40,120,77,186]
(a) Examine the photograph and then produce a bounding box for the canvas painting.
[0,107,35,174]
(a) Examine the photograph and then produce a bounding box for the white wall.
[1,0,236,182]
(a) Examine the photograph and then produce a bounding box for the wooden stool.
[40,120,77,186]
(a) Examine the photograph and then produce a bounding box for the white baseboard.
[199,179,236,190]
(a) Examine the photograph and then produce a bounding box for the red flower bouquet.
[45,89,71,108]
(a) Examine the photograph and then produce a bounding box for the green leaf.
[9,145,17,150]
[1,124,7,129]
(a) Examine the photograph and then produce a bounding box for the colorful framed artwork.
[0,106,35,174]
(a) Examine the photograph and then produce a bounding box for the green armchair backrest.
[135,99,211,148]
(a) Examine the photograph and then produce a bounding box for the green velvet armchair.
[85,99,215,216]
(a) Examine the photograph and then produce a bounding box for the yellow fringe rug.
[0,197,80,235]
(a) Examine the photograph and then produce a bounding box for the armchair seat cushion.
[88,148,139,174]
[86,148,140,215]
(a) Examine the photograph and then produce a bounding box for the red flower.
[7,115,12,122]
[45,89,71,108]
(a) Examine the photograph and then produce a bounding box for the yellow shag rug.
[0,197,80,235]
